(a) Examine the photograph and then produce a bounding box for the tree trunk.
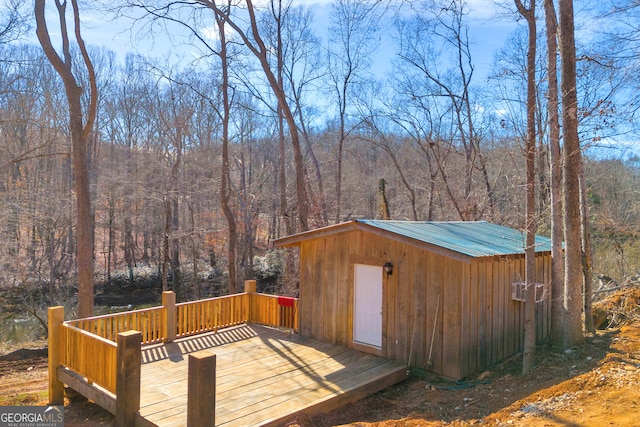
[197,1,309,233]
[378,178,391,220]
[544,0,565,347]
[107,199,115,286]
[277,113,291,234]
[72,93,94,318]
[414,138,439,221]
[335,99,347,224]
[188,202,199,298]
[217,11,238,294]
[297,111,328,226]
[171,193,181,298]
[162,197,171,292]
[515,0,538,375]
[47,231,56,306]
[237,151,255,281]
[580,166,594,333]
[559,0,585,349]
[124,215,135,286]
[35,0,97,318]
[214,0,309,232]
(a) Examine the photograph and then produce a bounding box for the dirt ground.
[1,287,639,427]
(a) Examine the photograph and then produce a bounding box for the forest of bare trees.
[1,0,640,347]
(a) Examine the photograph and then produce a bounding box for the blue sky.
[18,0,517,83]
[0,0,520,89]
[6,0,636,155]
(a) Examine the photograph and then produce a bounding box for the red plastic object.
[277,297,296,307]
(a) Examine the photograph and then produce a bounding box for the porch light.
[383,261,393,276]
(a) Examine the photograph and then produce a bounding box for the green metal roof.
[356,220,553,258]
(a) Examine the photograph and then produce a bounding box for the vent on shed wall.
[511,282,545,303]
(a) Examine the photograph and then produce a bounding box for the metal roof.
[356,220,553,257]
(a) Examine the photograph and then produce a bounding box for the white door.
[353,264,383,349]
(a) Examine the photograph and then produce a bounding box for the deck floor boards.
[137,324,407,427]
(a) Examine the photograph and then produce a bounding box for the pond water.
[0,314,46,345]
[0,305,151,347]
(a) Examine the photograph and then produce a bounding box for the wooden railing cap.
[118,330,142,338]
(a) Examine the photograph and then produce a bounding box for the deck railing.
[66,306,167,345]
[59,323,118,393]
[250,293,298,331]
[49,279,299,421]
[176,293,248,338]
[65,283,297,345]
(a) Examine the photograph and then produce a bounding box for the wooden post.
[244,279,256,293]
[244,280,256,323]
[187,352,216,427]
[162,290,176,342]
[48,306,65,405]
[116,330,141,427]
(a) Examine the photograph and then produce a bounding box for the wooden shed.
[274,220,552,380]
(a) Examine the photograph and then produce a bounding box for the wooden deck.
[135,324,407,427]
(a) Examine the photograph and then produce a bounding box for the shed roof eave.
[272,221,357,248]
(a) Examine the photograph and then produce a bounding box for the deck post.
[162,290,176,342]
[244,280,256,323]
[116,330,141,427]
[48,306,65,405]
[244,279,256,293]
[187,352,216,427]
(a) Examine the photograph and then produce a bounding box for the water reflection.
[0,315,45,345]
[0,303,157,346]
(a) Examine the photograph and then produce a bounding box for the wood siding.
[296,229,552,380]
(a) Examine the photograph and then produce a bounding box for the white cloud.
[467,0,501,20]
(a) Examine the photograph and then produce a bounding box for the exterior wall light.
[383,261,393,276]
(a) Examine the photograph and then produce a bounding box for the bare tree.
[593,1,640,132]
[543,0,565,346]
[116,0,310,232]
[276,5,327,226]
[397,0,495,220]
[0,45,78,308]
[153,75,200,298]
[580,155,594,333]
[361,104,420,220]
[327,0,382,223]
[559,0,585,348]
[388,51,449,221]
[35,0,98,317]
[206,0,310,231]
[101,53,155,285]
[214,5,239,294]
[265,0,294,238]
[514,0,537,374]
[1,0,29,45]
